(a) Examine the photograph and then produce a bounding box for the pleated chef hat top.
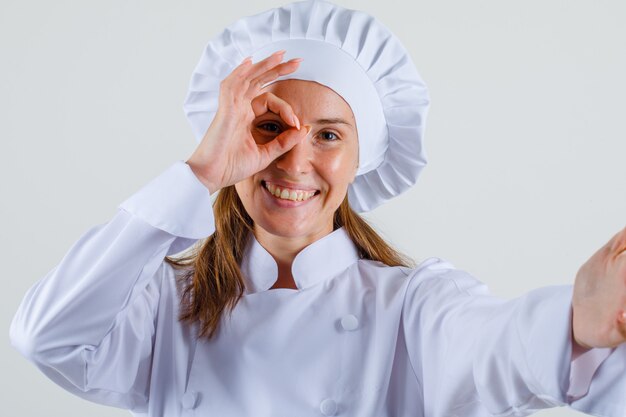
[183,0,430,212]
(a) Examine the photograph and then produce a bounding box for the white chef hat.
[183,0,429,212]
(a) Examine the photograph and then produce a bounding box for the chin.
[254,216,320,239]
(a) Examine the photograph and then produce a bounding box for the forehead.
[263,79,355,120]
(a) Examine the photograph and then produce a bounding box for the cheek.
[235,179,256,205]
[234,182,245,198]
[319,148,358,192]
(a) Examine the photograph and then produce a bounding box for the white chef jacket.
[9,160,626,417]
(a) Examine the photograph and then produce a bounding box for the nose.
[274,137,312,175]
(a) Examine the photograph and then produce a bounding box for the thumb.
[610,225,626,256]
[258,125,311,165]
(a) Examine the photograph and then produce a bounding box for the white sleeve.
[567,343,624,415]
[9,160,215,412]
[402,258,622,417]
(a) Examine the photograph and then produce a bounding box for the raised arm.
[402,257,623,417]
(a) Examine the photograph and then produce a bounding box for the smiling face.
[234,79,359,243]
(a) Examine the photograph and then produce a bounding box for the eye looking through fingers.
[257,121,283,134]
[254,118,342,145]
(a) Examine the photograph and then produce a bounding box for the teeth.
[264,182,316,202]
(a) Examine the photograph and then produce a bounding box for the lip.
[262,179,319,193]
[260,181,319,207]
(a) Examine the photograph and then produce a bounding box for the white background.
[1,0,624,415]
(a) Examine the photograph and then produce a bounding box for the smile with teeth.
[263,181,318,202]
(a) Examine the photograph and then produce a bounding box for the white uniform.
[9,161,626,417]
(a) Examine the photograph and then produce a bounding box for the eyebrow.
[259,114,355,130]
[314,118,354,129]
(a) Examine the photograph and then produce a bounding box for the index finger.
[251,92,300,130]
[610,225,626,257]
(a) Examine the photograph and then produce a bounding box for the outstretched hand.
[572,226,626,349]
[186,50,311,194]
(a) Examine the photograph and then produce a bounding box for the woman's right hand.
[185,50,310,194]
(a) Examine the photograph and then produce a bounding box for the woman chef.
[9,1,626,416]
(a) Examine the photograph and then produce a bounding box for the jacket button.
[320,398,338,415]
[182,391,198,409]
[341,314,359,331]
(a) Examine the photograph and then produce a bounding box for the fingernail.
[292,115,300,130]
[289,57,303,63]
[273,50,286,56]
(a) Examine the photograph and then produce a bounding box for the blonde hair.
[165,185,414,340]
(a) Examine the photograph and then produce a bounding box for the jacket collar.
[239,227,360,294]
